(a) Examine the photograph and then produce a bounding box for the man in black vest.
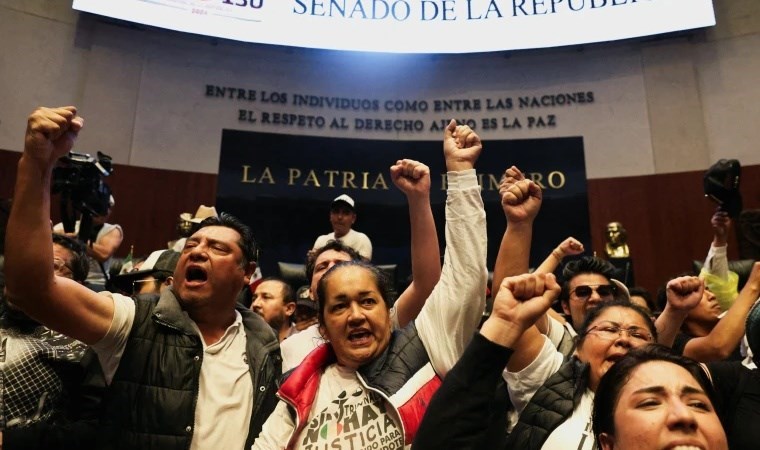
[4,106,280,449]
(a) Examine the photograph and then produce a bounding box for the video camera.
[52,151,114,241]
[703,159,742,218]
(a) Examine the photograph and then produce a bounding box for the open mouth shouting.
[184,265,208,287]
[347,328,373,346]
[606,352,626,363]
[600,352,628,374]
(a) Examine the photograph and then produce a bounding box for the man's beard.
[268,311,287,333]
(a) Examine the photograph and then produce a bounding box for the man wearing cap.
[53,195,123,292]
[169,205,218,252]
[292,287,318,333]
[111,249,180,296]
[281,156,443,372]
[313,194,372,260]
[5,106,280,450]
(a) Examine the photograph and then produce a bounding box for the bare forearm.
[480,316,526,349]
[85,227,122,262]
[535,248,563,275]
[5,156,56,298]
[686,284,760,361]
[396,193,441,327]
[504,326,544,372]
[491,221,532,300]
[6,156,113,345]
[655,306,689,348]
[88,241,114,262]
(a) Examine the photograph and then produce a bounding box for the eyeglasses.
[53,258,73,277]
[132,278,158,293]
[586,322,653,343]
[570,284,615,300]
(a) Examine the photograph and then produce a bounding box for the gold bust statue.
[605,221,630,258]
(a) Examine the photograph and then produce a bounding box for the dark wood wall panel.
[0,150,19,201]
[587,165,760,293]
[2,148,758,293]
[100,164,218,257]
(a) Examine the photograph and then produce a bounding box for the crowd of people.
[0,105,757,449]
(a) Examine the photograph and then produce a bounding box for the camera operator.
[53,195,123,292]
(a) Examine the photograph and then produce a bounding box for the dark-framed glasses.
[571,284,615,300]
[132,277,157,293]
[586,322,653,343]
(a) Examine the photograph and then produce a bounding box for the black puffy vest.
[358,322,431,393]
[505,358,588,450]
[97,290,280,450]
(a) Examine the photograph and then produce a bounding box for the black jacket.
[505,358,585,450]
[98,289,281,450]
[708,360,760,450]
[413,332,586,450]
[412,333,514,450]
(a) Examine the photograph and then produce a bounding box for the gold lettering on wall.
[325,170,339,187]
[476,173,501,191]
[370,174,389,190]
[342,172,357,189]
[304,170,320,187]
[547,171,566,188]
[241,165,255,183]
[288,168,301,185]
[241,165,580,192]
[241,165,275,184]
[439,171,568,191]
[528,172,544,188]
[259,167,274,184]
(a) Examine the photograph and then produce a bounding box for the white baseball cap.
[331,194,355,210]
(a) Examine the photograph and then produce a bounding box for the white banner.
[72,0,715,54]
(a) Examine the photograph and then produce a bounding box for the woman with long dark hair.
[593,345,727,450]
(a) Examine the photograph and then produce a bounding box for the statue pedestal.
[608,257,634,287]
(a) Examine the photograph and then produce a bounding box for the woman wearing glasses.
[413,280,657,450]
